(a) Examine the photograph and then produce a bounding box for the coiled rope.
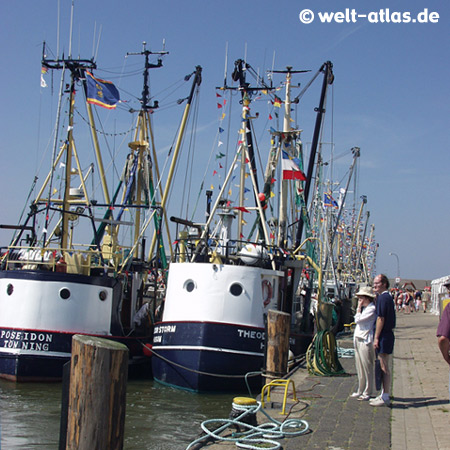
[306,330,346,376]
[186,400,309,450]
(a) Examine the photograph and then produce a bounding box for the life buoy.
[262,279,273,307]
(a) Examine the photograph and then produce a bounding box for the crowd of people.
[390,286,431,314]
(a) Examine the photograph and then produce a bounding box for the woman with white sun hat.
[350,285,377,401]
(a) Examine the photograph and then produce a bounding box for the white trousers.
[354,338,375,396]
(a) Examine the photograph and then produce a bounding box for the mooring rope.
[185,400,309,450]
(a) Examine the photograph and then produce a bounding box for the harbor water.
[0,378,239,449]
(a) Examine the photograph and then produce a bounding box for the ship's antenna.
[271,51,276,77]
[56,0,61,60]
[244,43,248,69]
[91,22,96,60]
[68,0,74,59]
[223,42,228,87]
[94,25,102,61]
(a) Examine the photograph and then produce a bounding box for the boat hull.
[151,321,265,392]
[151,262,313,392]
[0,270,149,381]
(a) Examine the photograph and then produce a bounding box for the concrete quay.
[192,310,450,450]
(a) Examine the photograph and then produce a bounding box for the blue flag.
[86,71,120,109]
[324,192,338,208]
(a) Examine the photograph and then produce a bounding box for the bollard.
[265,310,291,383]
[65,335,129,450]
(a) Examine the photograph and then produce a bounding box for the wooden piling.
[65,335,129,450]
[265,310,291,382]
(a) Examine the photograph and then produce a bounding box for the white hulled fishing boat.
[0,37,187,381]
[151,60,336,392]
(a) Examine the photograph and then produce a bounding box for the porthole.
[184,280,196,293]
[230,283,243,297]
[6,284,13,296]
[99,290,107,301]
[59,288,71,300]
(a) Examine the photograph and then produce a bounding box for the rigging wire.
[180,87,201,219]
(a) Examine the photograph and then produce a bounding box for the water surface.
[0,378,239,449]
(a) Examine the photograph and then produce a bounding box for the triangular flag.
[234,206,250,213]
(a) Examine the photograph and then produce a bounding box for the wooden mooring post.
[65,335,129,450]
[265,310,291,382]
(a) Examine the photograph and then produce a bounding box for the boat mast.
[41,47,97,250]
[277,69,292,248]
[230,59,261,244]
[126,42,168,261]
[295,61,334,248]
[322,147,359,278]
[363,224,375,281]
[149,65,203,259]
[267,66,309,250]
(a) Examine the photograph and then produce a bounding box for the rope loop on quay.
[186,400,309,450]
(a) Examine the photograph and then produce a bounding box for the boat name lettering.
[154,325,177,334]
[0,330,53,352]
[237,329,265,340]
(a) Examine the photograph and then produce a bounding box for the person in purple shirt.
[437,292,450,403]
[370,274,396,407]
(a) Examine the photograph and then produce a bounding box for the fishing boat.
[151,60,336,392]
[0,39,185,381]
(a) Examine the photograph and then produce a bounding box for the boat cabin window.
[184,280,196,293]
[229,283,243,297]
[59,288,71,300]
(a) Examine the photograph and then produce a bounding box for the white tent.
[430,275,450,315]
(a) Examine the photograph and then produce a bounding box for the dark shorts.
[379,331,395,354]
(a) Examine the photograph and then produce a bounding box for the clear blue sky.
[0,0,448,282]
